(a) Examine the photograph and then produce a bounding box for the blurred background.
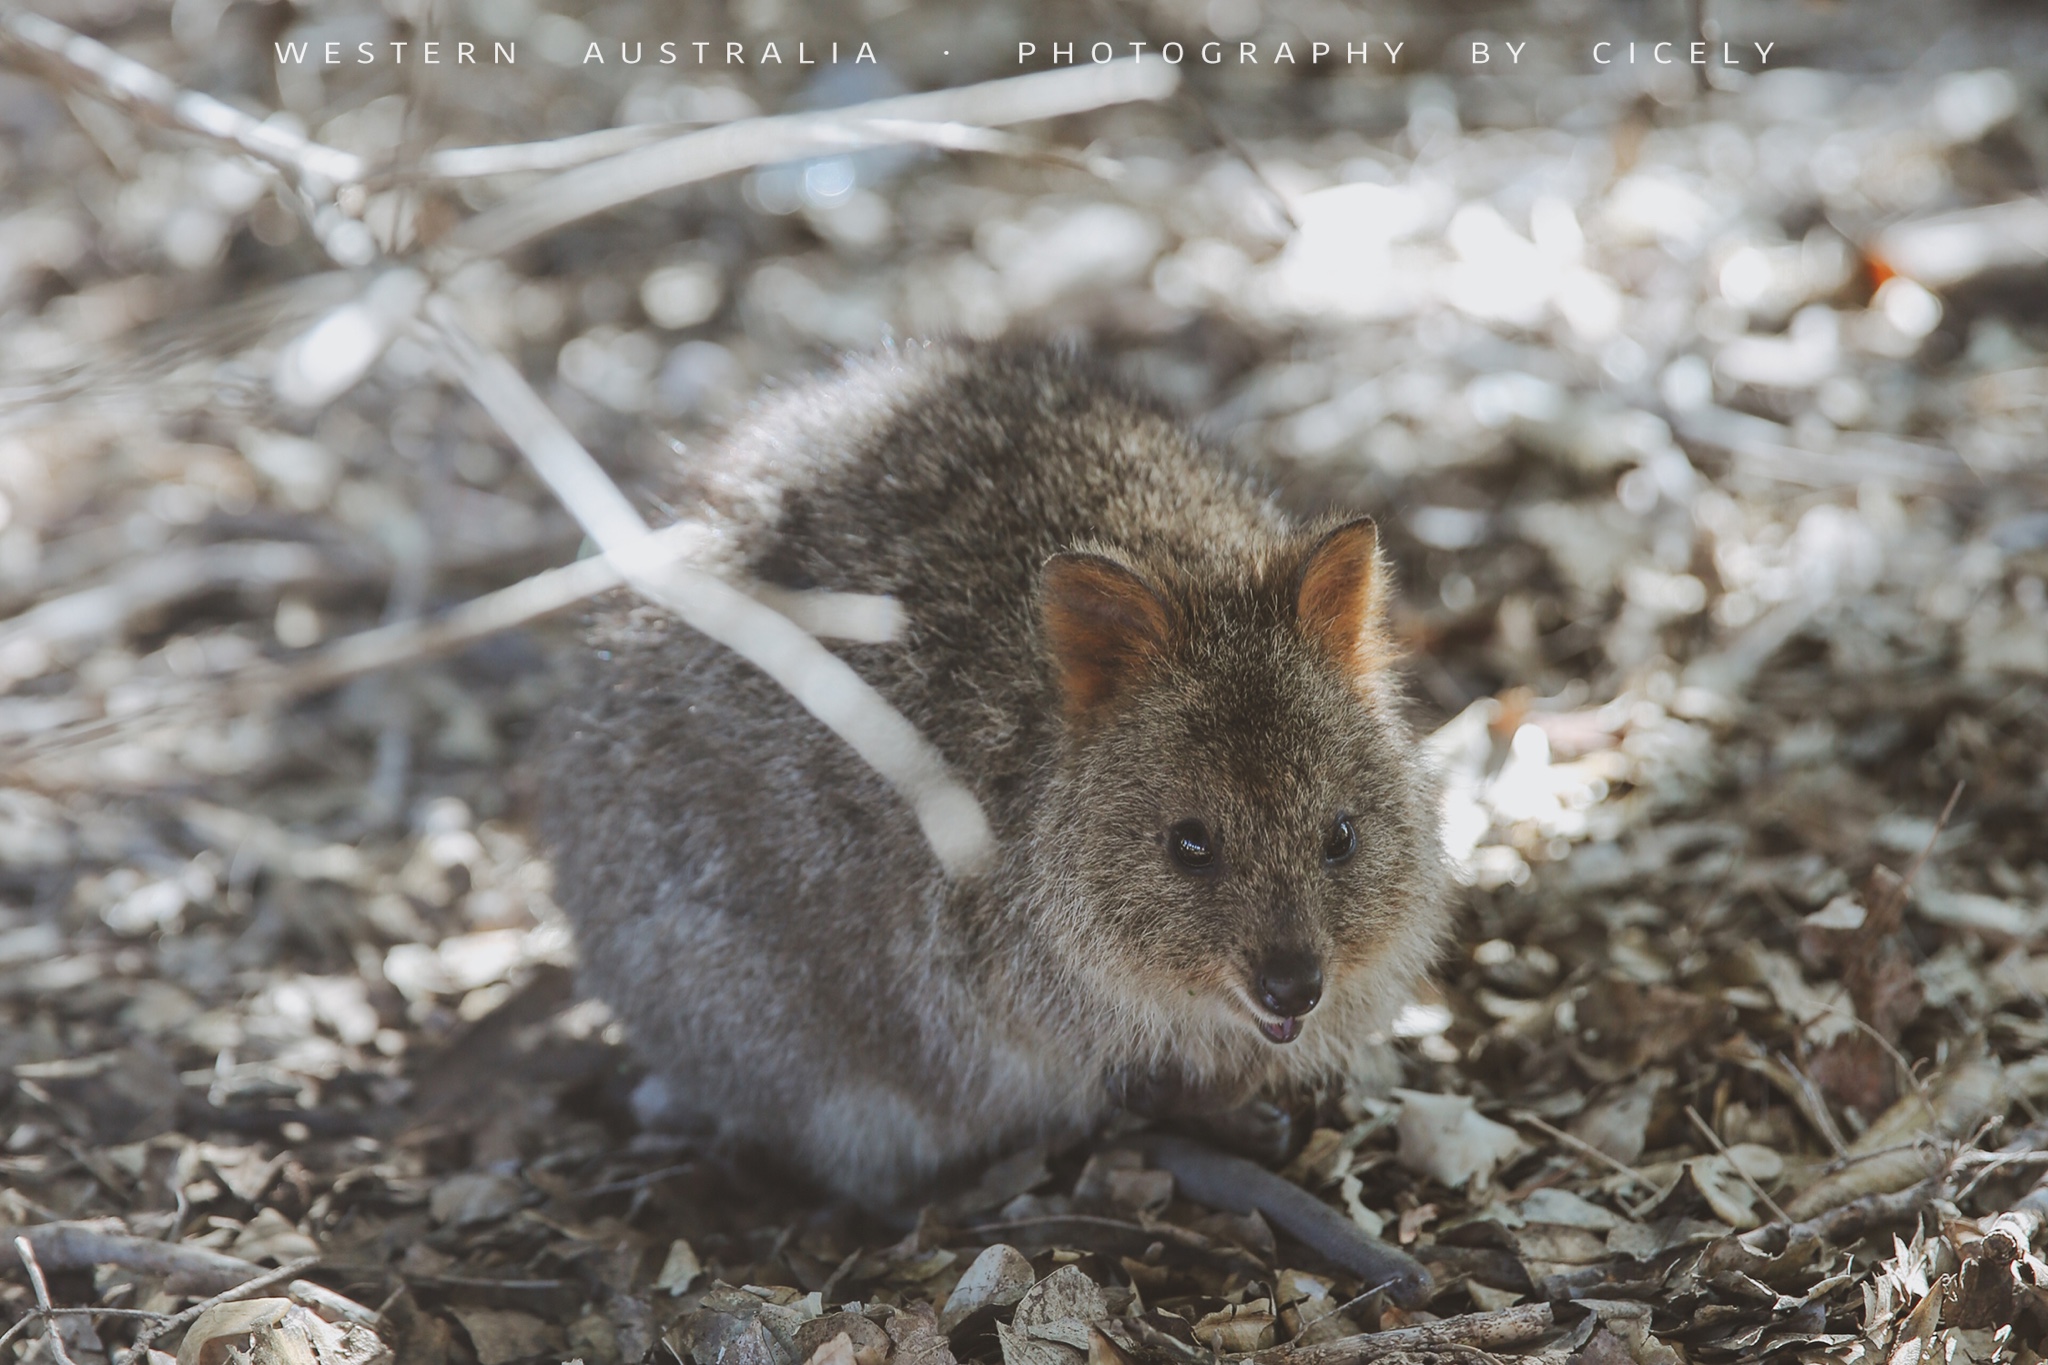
[3,0,2048,1359]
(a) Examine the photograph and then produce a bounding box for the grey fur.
[539,339,1449,1205]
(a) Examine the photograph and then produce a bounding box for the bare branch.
[0,526,902,770]
[421,295,995,877]
[1510,1108,1655,1192]
[5,1223,376,1328]
[273,269,429,408]
[402,116,1122,186]
[1248,1304,1558,1364]
[446,58,1178,257]
[0,11,363,190]
[413,122,706,180]
[0,541,364,688]
[120,1255,321,1364]
[14,1234,78,1365]
[852,118,1124,178]
[1685,1103,1792,1224]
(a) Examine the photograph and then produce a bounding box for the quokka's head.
[1034,518,1448,1050]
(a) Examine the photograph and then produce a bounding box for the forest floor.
[2,0,2048,1362]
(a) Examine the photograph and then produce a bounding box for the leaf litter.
[4,0,2048,1363]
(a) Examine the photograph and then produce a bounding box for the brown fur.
[538,339,1449,1205]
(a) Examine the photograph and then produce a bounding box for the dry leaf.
[1274,1269,1356,1344]
[228,1207,321,1263]
[655,1238,704,1294]
[1517,1187,1625,1229]
[428,1170,526,1226]
[794,1314,889,1365]
[1513,1223,1610,1264]
[1012,1264,1107,1332]
[940,1243,1035,1332]
[177,1297,391,1365]
[1085,1326,1129,1365]
[450,1307,566,1365]
[1189,1300,1275,1353]
[802,1331,860,1365]
[1787,1062,2004,1218]
[884,1301,957,1365]
[996,1320,1082,1365]
[1394,1089,1529,1190]
[1567,1069,1670,1165]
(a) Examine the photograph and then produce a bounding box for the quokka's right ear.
[1040,552,1171,720]
[1294,517,1395,692]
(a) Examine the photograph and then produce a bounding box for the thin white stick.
[447,58,1178,257]
[422,296,995,878]
[0,541,336,684]
[850,118,1123,177]
[13,1235,78,1365]
[406,117,1120,184]
[0,526,909,767]
[0,10,364,189]
[416,123,703,180]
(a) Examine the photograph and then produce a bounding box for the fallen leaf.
[941,1242,1035,1332]
[1517,1187,1626,1229]
[1189,1300,1274,1353]
[450,1308,563,1365]
[802,1331,859,1365]
[996,1321,1082,1365]
[428,1170,526,1227]
[228,1206,321,1263]
[1394,1089,1530,1190]
[794,1314,889,1365]
[177,1297,391,1365]
[1567,1069,1670,1165]
[655,1238,703,1294]
[1787,1061,2004,1218]
[1513,1223,1609,1264]
[1013,1265,1109,1351]
[885,1302,957,1365]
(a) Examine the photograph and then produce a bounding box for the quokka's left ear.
[1293,517,1396,690]
[1040,551,1173,722]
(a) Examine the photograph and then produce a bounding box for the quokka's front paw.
[1182,1096,1305,1167]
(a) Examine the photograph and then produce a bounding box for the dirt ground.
[2,0,2048,1361]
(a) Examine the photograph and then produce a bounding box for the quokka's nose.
[1255,953,1323,1018]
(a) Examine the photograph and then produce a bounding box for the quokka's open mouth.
[1235,986,1306,1044]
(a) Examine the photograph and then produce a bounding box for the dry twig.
[119,1254,321,1364]
[411,122,706,180]
[1247,1303,1557,1365]
[1685,1104,1792,1223]
[0,1310,173,1355]
[1880,781,1967,924]
[402,117,1119,184]
[1772,1175,1951,1256]
[11,1235,79,1365]
[0,11,364,189]
[445,58,1178,257]
[0,521,906,770]
[1509,1109,1655,1192]
[4,1223,377,1328]
[0,541,367,686]
[422,296,995,876]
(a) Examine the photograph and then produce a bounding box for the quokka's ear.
[1041,552,1171,719]
[1294,517,1395,689]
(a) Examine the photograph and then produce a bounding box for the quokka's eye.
[1323,814,1357,866]
[1167,819,1216,871]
